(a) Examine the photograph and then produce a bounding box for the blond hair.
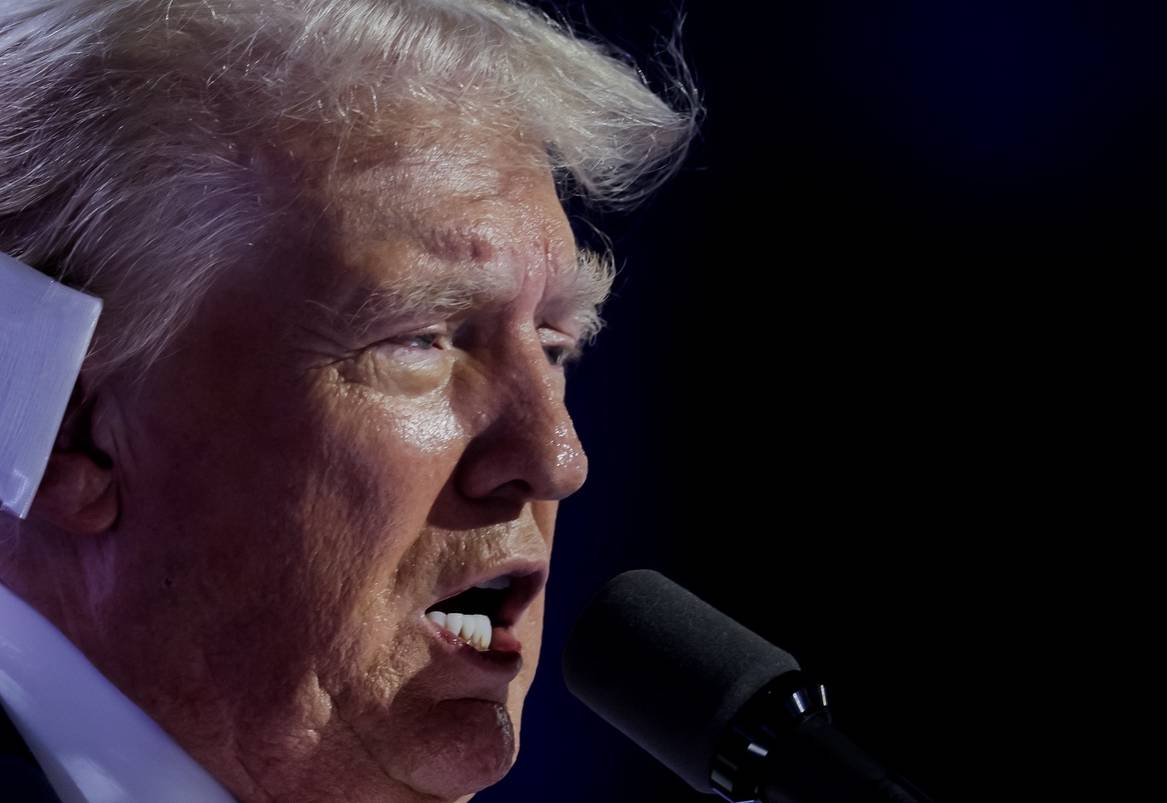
[0,0,697,386]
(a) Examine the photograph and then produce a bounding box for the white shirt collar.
[0,581,237,803]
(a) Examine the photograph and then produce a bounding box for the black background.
[477,2,1155,802]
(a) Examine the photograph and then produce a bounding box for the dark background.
[477,2,1155,802]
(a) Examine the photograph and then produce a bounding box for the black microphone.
[561,570,934,803]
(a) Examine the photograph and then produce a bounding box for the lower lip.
[422,617,525,677]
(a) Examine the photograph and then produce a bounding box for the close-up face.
[65,125,608,803]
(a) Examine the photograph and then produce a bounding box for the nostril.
[492,478,533,503]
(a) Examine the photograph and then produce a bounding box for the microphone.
[561,570,934,803]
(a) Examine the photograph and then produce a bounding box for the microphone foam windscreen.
[561,569,800,793]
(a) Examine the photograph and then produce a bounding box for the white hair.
[0,0,697,387]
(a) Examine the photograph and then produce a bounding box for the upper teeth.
[426,611,493,651]
[474,575,513,591]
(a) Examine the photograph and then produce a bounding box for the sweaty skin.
[1,127,605,802]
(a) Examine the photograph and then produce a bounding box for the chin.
[391,698,520,800]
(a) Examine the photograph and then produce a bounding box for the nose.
[454,346,589,509]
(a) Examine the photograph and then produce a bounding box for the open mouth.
[423,569,545,653]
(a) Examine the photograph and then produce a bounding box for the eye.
[376,327,454,362]
[399,332,446,350]
[544,343,583,368]
[538,325,585,369]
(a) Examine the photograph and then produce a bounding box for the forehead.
[304,130,579,310]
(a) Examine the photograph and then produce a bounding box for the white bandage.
[0,251,102,519]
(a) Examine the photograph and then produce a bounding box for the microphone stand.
[711,672,936,803]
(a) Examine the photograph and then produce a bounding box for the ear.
[27,380,119,535]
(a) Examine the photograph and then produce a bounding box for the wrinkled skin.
[0,128,606,802]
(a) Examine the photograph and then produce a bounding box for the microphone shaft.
[761,714,934,803]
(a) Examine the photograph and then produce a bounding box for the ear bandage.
[0,251,102,520]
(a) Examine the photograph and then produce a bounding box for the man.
[0,1,694,801]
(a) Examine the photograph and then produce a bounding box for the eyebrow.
[306,247,615,344]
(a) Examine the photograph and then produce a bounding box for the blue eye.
[376,330,451,363]
[388,328,581,367]
[401,332,444,350]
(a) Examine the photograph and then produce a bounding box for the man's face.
[77,129,605,802]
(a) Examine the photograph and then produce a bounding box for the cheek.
[293,380,468,588]
[386,395,467,458]
[530,501,559,545]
